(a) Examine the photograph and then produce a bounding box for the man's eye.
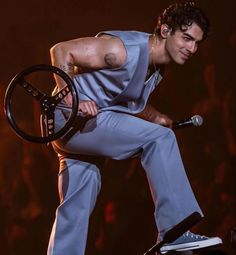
[183,37,191,41]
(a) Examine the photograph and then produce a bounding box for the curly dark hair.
[155,1,210,40]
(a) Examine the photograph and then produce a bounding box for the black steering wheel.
[4,64,79,143]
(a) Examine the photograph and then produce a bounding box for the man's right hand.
[60,92,98,117]
[79,100,99,117]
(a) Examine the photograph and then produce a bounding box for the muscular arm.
[50,35,127,116]
[50,36,126,86]
[135,104,173,128]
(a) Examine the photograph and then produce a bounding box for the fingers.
[164,118,173,128]
[64,94,73,107]
[79,100,98,117]
[158,115,173,128]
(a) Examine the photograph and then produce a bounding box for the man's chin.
[175,60,186,65]
[176,57,188,65]
[170,55,188,65]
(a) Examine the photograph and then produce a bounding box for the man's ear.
[160,24,171,39]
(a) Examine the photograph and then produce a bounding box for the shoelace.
[185,231,207,239]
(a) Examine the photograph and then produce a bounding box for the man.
[48,1,222,254]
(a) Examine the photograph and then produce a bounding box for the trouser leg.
[50,110,203,253]
[47,158,101,255]
[140,128,203,239]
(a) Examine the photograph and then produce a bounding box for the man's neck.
[148,34,171,66]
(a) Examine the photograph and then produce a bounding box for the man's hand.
[153,113,173,128]
[79,100,99,117]
[135,104,173,128]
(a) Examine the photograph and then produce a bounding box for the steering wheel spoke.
[41,111,55,137]
[19,79,45,101]
[53,86,71,103]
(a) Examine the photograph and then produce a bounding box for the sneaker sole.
[160,237,222,254]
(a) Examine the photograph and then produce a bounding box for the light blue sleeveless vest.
[73,31,163,114]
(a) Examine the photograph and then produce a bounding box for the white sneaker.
[160,231,222,254]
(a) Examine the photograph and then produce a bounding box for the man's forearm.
[135,104,173,127]
[135,104,161,122]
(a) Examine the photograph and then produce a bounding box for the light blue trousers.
[47,110,203,255]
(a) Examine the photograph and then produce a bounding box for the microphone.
[173,115,203,129]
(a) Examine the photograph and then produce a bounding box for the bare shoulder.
[97,34,127,68]
[51,35,127,69]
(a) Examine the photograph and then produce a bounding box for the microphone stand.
[143,212,202,255]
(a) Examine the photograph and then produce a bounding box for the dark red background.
[0,0,235,254]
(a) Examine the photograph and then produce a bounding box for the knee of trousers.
[143,125,177,148]
[58,158,102,214]
[140,126,178,170]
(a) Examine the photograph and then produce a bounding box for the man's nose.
[188,42,198,54]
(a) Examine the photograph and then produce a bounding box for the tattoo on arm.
[104,53,118,68]
[59,63,75,77]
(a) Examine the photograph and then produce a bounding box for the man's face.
[165,23,204,64]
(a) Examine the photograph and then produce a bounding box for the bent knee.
[58,158,102,201]
[152,125,176,142]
